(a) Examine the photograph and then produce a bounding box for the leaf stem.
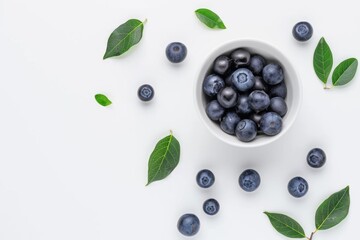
[308,231,315,240]
[324,84,332,90]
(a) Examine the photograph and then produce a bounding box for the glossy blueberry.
[260,112,283,136]
[220,112,241,135]
[269,97,287,117]
[249,112,264,126]
[213,55,231,75]
[165,42,187,63]
[288,177,308,198]
[239,169,261,192]
[206,100,225,121]
[230,68,255,92]
[307,148,326,168]
[138,84,154,101]
[269,81,287,99]
[203,198,220,215]
[236,95,253,116]
[253,76,268,91]
[203,74,225,97]
[262,63,284,85]
[248,90,270,112]
[217,87,238,108]
[231,49,251,67]
[196,169,215,188]
[177,214,200,236]
[293,22,313,42]
[249,55,266,75]
[235,119,257,142]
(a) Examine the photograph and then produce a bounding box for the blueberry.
[231,49,251,67]
[203,198,220,215]
[236,95,253,116]
[249,112,264,126]
[262,63,284,85]
[239,169,261,192]
[203,74,225,97]
[269,97,288,117]
[196,169,215,188]
[213,55,231,75]
[217,87,237,108]
[269,81,287,99]
[138,84,154,101]
[292,22,313,42]
[230,68,255,92]
[206,100,225,121]
[260,112,282,136]
[253,76,268,91]
[235,119,257,142]
[248,90,270,112]
[249,55,266,75]
[288,177,308,198]
[220,112,241,135]
[165,42,187,63]
[307,148,326,168]
[177,214,200,236]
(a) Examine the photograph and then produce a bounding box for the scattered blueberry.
[260,112,283,136]
[196,169,215,188]
[236,95,253,116]
[203,198,220,215]
[235,119,257,142]
[213,55,231,75]
[288,177,308,198]
[269,97,287,117]
[262,63,284,85]
[292,22,313,42]
[217,87,238,108]
[203,74,225,97]
[230,68,255,92]
[166,42,187,63]
[248,90,270,112]
[269,81,287,99]
[253,76,268,91]
[239,169,261,192]
[138,84,154,102]
[206,100,225,121]
[220,112,241,135]
[231,49,251,67]
[249,55,266,75]
[177,214,200,236]
[307,148,326,168]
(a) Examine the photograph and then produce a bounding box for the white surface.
[0,0,359,239]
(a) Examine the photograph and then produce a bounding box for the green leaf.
[147,131,180,186]
[264,212,306,238]
[103,19,145,59]
[95,94,112,106]
[332,58,358,86]
[315,186,350,230]
[195,8,226,29]
[313,37,333,84]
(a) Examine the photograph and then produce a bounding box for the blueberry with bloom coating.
[166,42,187,63]
[239,169,261,192]
[196,169,215,188]
[263,63,284,85]
[307,148,326,168]
[203,198,220,215]
[231,49,251,67]
[206,100,225,121]
[249,55,266,75]
[248,90,270,112]
[213,55,231,75]
[269,97,287,117]
[220,112,241,135]
[235,119,257,142]
[288,177,308,198]
[138,84,154,101]
[230,68,255,92]
[292,22,313,42]
[203,74,225,97]
[217,87,238,108]
[260,112,282,136]
[177,214,200,236]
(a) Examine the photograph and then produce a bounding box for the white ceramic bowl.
[195,40,302,148]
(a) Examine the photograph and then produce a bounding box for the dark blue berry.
[231,49,251,67]
[203,198,220,215]
[269,81,287,99]
[269,97,287,117]
[196,169,215,188]
[230,68,255,92]
[249,112,264,126]
[203,74,225,97]
[177,214,200,236]
[213,55,231,75]
[307,148,326,168]
[288,177,308,198]
[262,63,284,85]
[293,22,313,42]
[260,112,282,136]
[206,100,225,121]
[220,112,241,135]
[166,42,187,63]
[249,55,266,75]
[137,84,154,101]
[236,95,253,116]
[248,90,270,112]
[217,87,238,108]
[235,119,257,142]
[253,76,269,91]
[239,169,261,192]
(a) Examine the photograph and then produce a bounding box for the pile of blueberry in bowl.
[195,40,302,147]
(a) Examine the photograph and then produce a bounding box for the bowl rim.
[194,39,303,148]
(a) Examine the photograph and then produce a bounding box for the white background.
[0,0,359,239]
